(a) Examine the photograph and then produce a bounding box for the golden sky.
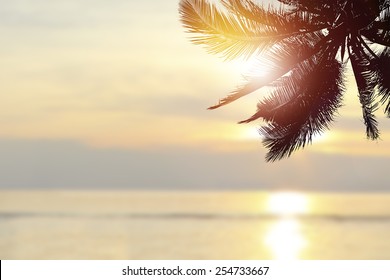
[0,0,389,190]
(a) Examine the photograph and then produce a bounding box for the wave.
[1,211,390,222]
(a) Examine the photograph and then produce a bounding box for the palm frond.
[379,0,390,9]
[180,0,390,161]
[339,36,347,62]
[222,0,289,29]
[362,6,390,47]
[223,0,328,32]
[259,58,344,162]
[179,0,288,60]
[238,54,319,124]
[277,0,333,11]
[376,47,390,116]
[278,0,338,21]
[348,37,380,140]
[260,123,304,162]
[208,30,326,109]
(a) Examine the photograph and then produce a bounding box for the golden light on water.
[265,192,309,259]
[267,192,309,216]
[265,218,307,260]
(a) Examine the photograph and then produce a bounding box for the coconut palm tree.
[179,0,390,161]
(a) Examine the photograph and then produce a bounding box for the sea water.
[0,191,390,259]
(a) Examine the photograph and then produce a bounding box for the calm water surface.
[0,191,390,259]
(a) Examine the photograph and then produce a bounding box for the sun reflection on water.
[267,192,309,216]
[264,192,309,260]
[265,217,307,260]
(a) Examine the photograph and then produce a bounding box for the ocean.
[1,190,390,260]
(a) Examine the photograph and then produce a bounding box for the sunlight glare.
[239,126,260,141]
[311,132,330,143]
[265,218,307,260]
[267,192,309,216]
[228,58,269,78]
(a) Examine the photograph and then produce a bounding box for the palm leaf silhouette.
[179,0,390,161]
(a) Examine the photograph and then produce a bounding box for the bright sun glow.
[240,127,260,140]
[267,192,309,216]
[265,218,307,260]
[265,192,309,259]
[312,132,330,143]
[228,58,269,77]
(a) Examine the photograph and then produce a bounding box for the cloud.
[0,0,169,28]
[0,139,388,191]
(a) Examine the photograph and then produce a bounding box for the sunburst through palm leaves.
[179,0,390,161]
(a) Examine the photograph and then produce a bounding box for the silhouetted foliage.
[179,0,390,161]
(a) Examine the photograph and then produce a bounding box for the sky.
[0,0,389,191]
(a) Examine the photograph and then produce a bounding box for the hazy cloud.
[0,139,388,191]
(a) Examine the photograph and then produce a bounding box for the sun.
[267,192,309,216]
[311,132,330,143]
[228,57,270,78]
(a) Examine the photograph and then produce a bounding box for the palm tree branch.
[260,62,342,161]
[229,41,343,161]
[348,35,380,140]
[180,0,390,161]
[376,47,390,116]
[361,6,390,46]
[238,54,318,124]
[239,43,342,125]
[208,25,343,109]
[222,0,328,31]
[179,0,293,60]
[278,0,339,25]
[208,17,361,110]
[222,0,289,28]
[260,57,344,162]
[358,35,379,58]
